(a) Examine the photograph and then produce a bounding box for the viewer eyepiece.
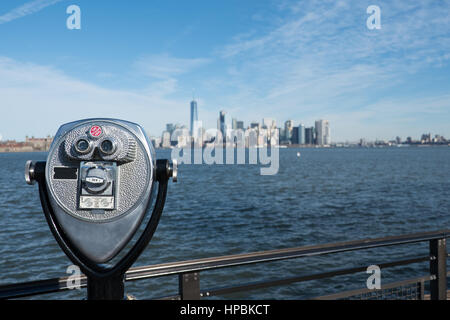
[74,138,92,154]
[99,138,116,155]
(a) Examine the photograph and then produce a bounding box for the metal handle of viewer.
[26,159,178,185]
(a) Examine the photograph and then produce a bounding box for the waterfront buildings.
[315,119,330,146]
[25,136,53,151]
[0,136,53,152]
[153,99,342,148]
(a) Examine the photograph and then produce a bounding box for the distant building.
[262,118,276,129]
[231,118,245,131]
[0,141,33,153]
[150,136,162,148]
[232,118,237,130]
[166,123,175,135]
[315,120,330,146]
[284,120,294,143]
[25,136,53,151]
[291,127,299,144]
[246,128,258,148]
[218,111,226,141]
[0,136,53,153]
[421,133,431,144]
[305,127,315,145]
[290,124,305,145]
[190,100,198,137]
[171,127,190,147]
[298,124,305,145]
[269,127,280,146]
[161,131,171,148]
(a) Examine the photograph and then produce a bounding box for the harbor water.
[0,147,449,299]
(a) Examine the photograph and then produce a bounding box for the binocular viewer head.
[26,119,176,265]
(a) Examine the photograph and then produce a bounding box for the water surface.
[0,147,449,299]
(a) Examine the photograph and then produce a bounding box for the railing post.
[179,272,201,300]
[418,279,425,300]
[429,239,447,300]
[87,275,125,300]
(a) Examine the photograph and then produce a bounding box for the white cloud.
[134,54,210,79]
[0,0,63,25]
[0,57,189,139]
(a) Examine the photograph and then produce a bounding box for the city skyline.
[154,100,448,147]
[0,1,449,141]
[0,95,447,145]
[1,100,448,150]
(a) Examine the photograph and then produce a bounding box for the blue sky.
[0,0,449,142]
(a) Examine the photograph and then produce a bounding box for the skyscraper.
[298,124,305,145]
[315,120,330,146]
[250,122,259,129]
[218,111,226,141]
[291,127,299,144]
[232,118,237,130]
[190,100,198,136]
[291,124,305,145]
[284,120,294,143]
[262,118,276,129]
[305,127,315,145]
[166,123,175,134]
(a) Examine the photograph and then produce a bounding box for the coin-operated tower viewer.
[25,119,177,300]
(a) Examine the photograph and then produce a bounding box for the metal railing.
[1,229,448,300]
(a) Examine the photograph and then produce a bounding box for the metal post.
[429,239,447,300]
[179,272,200,300]
[418,279,425,300]
[87,275,125,300]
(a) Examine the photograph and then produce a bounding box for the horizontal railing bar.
[0,276,88,300]
[124,229,449,278]
[314,275,432,300]
[197,256,430,298]
[156,295,181,300]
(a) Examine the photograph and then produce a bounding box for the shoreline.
[2,144,449,154]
